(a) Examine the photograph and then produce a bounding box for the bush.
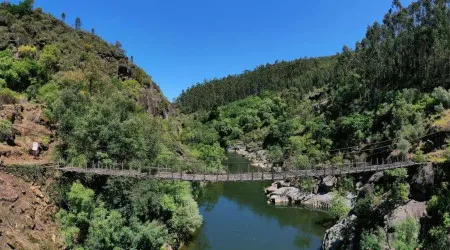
[360,230,382,250]
[17,45,37,59]
[392,218,420,250]
[0,88,20,104]
[432,87,450,108]
[0,119,12,139]
[7,0,34,16]
[330,193,350,220]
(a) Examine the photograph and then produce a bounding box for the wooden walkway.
[59,160,422,182]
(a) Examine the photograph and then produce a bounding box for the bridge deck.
[59,160,421,182]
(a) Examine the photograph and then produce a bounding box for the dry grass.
[432,109,450,131]
[426,149,447,164]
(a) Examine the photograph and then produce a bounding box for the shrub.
[360,231,382,250]
[330,193,350,220]
[17,45,37,59]
[7,0,34,16]
[392,218,420,250]
[0,119,12,139]
[0,88,20,104]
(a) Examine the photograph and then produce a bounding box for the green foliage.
[432,87,450,109]
[0,88,21,104]
[17,45,37,59]
[360,230,382,250]
[7,0,34,16]
[52,86,163,167]
[412,148,427,163]
[329,193,350,220]
[425,182,450,248]
[196,143,225,171]
[122,79,140,99]
[392,218,420,250]
[385,168,408,181]
[39,44,60,72]
[58,181,193,250]
[176,56,336,113]
[0,119,12,139]
[297,177,316,192]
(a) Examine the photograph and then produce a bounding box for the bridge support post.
[252,168,254,181]
[204,164,206,181]
[227,165,230,181]
[262,170,264,180]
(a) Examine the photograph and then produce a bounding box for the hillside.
[176,0,450,248]
[0,1,169,117]
[176,55,336,113]
[0,1,203,250]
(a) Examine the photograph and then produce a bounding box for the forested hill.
[176,55,337,113]
[177,0,449,114]
[0,1,169,116]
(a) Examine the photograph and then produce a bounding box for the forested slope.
[176,55,336,113]
[0,1,202,249]
[177,0,450,248]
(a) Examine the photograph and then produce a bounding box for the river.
[184,152,329,250]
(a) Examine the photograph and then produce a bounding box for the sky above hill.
[15,0,412,100]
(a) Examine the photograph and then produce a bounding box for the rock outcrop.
[228,143,272,168]
[265,180,353,209]
[321,215,357,250]
[410,163,434,201]
[0,171,62,250]
[385,200,427,228]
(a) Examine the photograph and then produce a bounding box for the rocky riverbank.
[321,164,435,249]
[227,143,271,168]
[264,177,354,210]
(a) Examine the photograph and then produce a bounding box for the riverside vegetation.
[0,0,449,249]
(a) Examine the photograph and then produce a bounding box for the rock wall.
[0,170,62,249]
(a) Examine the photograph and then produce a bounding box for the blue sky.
[18,0,411,100]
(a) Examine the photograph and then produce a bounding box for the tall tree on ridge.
[75,17,82,30]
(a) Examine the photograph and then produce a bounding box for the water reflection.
[185,152,328,250]
[186,181,328,250]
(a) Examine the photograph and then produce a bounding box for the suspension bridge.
[57,157,423,182]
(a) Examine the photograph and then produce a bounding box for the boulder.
[411,163,434,201]
[368,171,385,183]
[30,186,45,199]
[321,215,357,250]
[270,195,289,204]
[0,185,19,202]
[386,200,427,228]
[269,187,299,197]
[320,175,337,192]
[264,184,278,194]
[358,183,375,197]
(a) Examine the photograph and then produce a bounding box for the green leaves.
[392,218,420,250]
[329,192,351,220]
[58,181,198,250]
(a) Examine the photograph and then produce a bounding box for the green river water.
[184,152,329,250]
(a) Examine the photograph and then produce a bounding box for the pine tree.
[75,17,82,30]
